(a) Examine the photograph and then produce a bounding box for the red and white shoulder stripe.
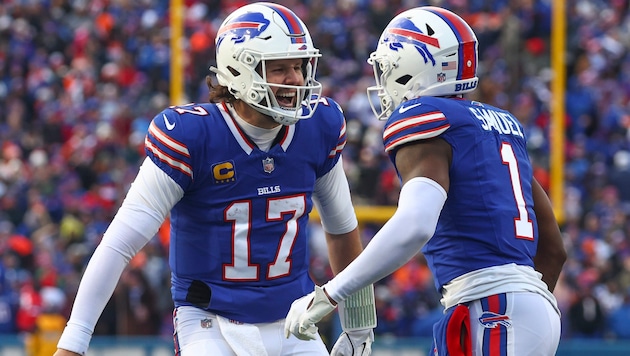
[146,121,193,178]
[383,111,450,152]
[328,120,347,158]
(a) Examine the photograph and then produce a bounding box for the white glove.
[284,285,337,340]
[330,329,374,356]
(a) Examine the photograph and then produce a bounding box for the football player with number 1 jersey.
[285,6,566,356]
[55,3,376,356]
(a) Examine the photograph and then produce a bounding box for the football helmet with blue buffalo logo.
[211,2,322,125]
[367,6,479,120]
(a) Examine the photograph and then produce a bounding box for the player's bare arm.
[531,178,567,292]
[394,138,452,191]
[326,228,363,274]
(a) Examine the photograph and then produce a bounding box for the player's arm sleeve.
[324,177,446,302]
[57,158,184,355]
[312,157,358,235]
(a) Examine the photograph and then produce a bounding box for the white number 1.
[223,195,306,281]
[501,143,534,240]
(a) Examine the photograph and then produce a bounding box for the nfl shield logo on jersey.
[263,157,275,173]
[437,72,446,83]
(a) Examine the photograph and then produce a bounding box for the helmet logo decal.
[383,18,438,66]
[216,13,270,48]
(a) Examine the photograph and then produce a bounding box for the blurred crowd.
[1,0,629,351]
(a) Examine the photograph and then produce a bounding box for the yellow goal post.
[309,206,396,225]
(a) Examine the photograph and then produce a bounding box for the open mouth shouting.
[276,91,297,109]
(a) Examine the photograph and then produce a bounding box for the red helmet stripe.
[264,3,306,43]
[425,7,477,80]
[387,28,441,48]
[459,42,476,80]
[217,22,264,37]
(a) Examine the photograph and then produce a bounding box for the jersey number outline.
[223,195,306,281]
[501,142,534,240]
[171,104,209,116]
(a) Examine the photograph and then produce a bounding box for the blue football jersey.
[383,97,538,292]
[144,98,347,323]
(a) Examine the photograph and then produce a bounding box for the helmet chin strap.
[209,66,230,86]
[403,80,427,102]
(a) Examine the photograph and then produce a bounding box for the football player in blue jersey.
[55,3,375,356]
[285,6,567,356]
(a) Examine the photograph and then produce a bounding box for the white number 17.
[223,195,306,281]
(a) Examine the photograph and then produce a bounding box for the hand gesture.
[284,285,336,340]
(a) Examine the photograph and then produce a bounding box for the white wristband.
[56,321,93,355]
[337,284,377,331]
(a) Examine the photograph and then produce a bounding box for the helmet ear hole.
[227,66,240,77]
[396,75,412,85]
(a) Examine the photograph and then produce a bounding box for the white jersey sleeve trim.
[312,157,358,235]
[324,177,446,302]
[57,158,183,354]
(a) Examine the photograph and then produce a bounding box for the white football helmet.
[367,6,479,120]
[210,2,322,125]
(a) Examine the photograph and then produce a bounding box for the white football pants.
[173,305,329,356]
[468,292,561,356]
